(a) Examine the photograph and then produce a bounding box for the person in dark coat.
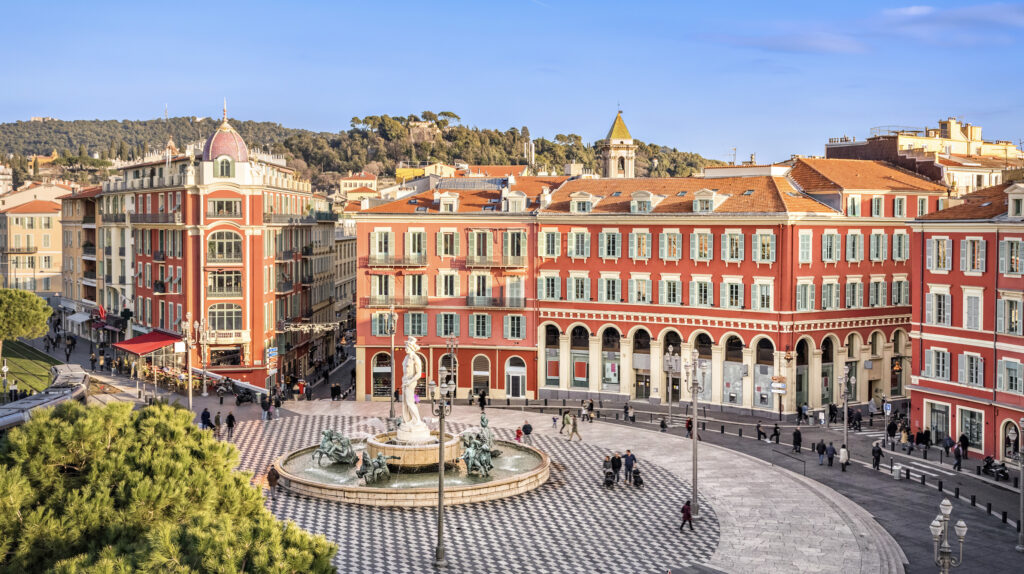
[522,420,533,445]
[680,500,693,531]
[266,465,280,500]
[871,442,883,470]
[200,408,212,430]
[886,420,898,448]
[953,444,963,471]
[90,353,97,372]
[587,399,595,422]
[958,433,970,460]
[942,435,955,457]
[756,421,766,441]
[610,452,623,483]
[623,450,637,484]
[226,412,236,440]
[769,424,780,444]
[826,442,837,467]
[816,440,827,465]
[792,428,802,453]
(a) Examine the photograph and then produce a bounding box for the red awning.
[112,331,181,356]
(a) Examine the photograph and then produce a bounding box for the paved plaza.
[229,401,901,574]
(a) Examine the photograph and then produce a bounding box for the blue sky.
[2,0,1022,162]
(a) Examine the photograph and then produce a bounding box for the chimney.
[540,187,552,209]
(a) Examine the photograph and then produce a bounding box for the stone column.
[810,350,823,409]
[558,334,570,396]
[620,337,634,399]
[741,347,755,409]
[710,344,724,406]
[588,334,601,394]
[777,351,796,415]
[650,340,664,404]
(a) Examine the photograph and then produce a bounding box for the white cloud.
[882,6,935,17]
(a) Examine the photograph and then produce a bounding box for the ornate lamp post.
[180,311,196,412]
[665,345,681,425]
[841,364,853,458]
[387,306,397,421]
[429,335,456,568]
[930,498,967,573]
[1006,424,1024,552]
[686,349,707,518]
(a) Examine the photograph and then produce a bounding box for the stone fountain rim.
[364,430,462,450]
[273,439,550,504]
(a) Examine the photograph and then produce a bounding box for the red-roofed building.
[353,159,946,418]
[908,181,1024,460]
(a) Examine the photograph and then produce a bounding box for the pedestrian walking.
[839,444,850,472]
[623,403,629,421]
[628,406,636,423]
[98,354,105,372]
[611,452,622,483]
[274,395,282,419]
[479,389,487,412]
[515,427,523,442]
[226,411,236,440]
[90,353,97,372]
[266,465,280,500]
[887,420,898,448]
[953,444,963,471]
[623,450,636,484]
[769,424,780,444]
[816,440,826,465]
[560,411,571,434]
[587,399,595,423]
[828,403,837,424]
[268,401,275,420]
[871,442,882,470]
[900,428,909,451]
[792,428,802,453]
[756,421,766,441]
[552,415,558,429]
[64,348,71,363]
[200,408,212,430]
[214,411,222,439]
[680,500,693,531]
[567,414,582,441]
[942,435,955,457]
[958,433,970,460]
[660,418,668,432]
[522,420,533,445]
[826,442,837,467]
[260,396,270,421]
[304,384,313,402]
[685,417,693,438]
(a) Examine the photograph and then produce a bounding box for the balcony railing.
[83,271,97,280]
[101,213,126,224]
[278,249,295,259]
[103,246,112,256]
[362,295,428,308]
[301,246,313,256]
[82,216,96,225]
[314,210,338,222]
[118,247,126,256]
[301,274,314,284]
[208,253,243,263]
[466,295,526,308]
[2,246,37,254]
[130,212,181,224]
[104,274,112,283]
[153,280,167,293]
[466,255,526,268]
[207,286,243,297]
[263,213,315,225]
[364,253,428,267]
[206,210,243,219]
[276,282,293,293]
[82,246,96,257]
[153,251,166,262]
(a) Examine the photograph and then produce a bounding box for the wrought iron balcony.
[153,250,166,262]
[276,281,294,293]
[3,246,37,254]
[301,245,313,256]
[101,213,126,224]
[104,246,112,256]
[364,253,428,267]
[465,254,526,268]
[82,246,96,257]
[263,213,315,225]
[362,295,428,308]
[208,252,243,263]
[130,212,181,224]
[466,295,525,308]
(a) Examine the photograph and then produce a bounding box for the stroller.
[632,468,644,488]
[603,469,615,488]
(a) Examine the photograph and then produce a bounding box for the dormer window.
[572,200,592,213]
[1012,197,1023,218]
[631,200,652,213]
[506,198,526,212]
[441,199,457,212]
[694,199,713,213]
[692,188,721,213]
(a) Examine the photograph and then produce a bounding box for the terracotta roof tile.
[457,165,530,178]
[791,158,946,192]
[341,171,377,180]
[938,154,1024,169]
[359,176,567,214]
[917,183,1013,221]
[0,199,62,214]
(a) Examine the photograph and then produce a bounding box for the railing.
[153,251,166,262]
[301,246,313,256]
[118,247,126,256]
[3,246,38,254]
[82,216,96,225]
[104,274,112,283]
[82,246,96,257]
[206,211,243,218]
[153,280,167,293]
[130,212,181,224]
[207,286,243,297]
[209,330,250,344]
[263,213,315,225]
[466,296,525,308]
[770,449,806,476]
[83,271,97,280]
[101,213,126,224]
[208,253,243,263]
[364,253,428,267]
[361,295,428,308]
[117,275,126,285]
[278,249,295,259]
[314,211,338,221]
[301,275,314,284]
[104,246,112,255]
[276,282,293,293]
[466,255,526,268]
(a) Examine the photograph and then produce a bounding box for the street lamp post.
[665,345,678,425]
[930,498,967,573]
[686,350,706,518]
[180,311,195,412]
[194,318,212,397]
[1006,423,1024,552]
[429,335,457,568]
[387,305,397,421]
[841,364,852,457]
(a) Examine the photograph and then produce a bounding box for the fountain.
[274,337,549,507]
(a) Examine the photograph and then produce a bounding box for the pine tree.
[0,288,52,365]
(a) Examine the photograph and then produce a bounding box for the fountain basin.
[274,440,549,507]
[365,431,463,470]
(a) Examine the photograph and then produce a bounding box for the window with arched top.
[208,231,242,262]
[617,157,625,173]
[219,158,232,177]
[208,303,242,330]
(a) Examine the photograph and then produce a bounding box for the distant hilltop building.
[29,116,57,122]
[826,117,1024,196]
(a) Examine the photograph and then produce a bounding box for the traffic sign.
[770,382,787,390]
[884,403,892,415]
[770,389,786,394]
[267,347,278,358]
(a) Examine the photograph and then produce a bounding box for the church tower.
[599,111,637,178]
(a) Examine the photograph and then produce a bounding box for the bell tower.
[599,111,636,178]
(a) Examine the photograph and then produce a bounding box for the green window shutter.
[720,284,728,308]
[436,231,443,256]
[689,281,696,306]
[567,233,576,258]
[504,315,511,339]
[369,231,379,256]
[644,233,652,258]
[628,279,635,303]
[583,277,591,300]
[752,234,761,262]
[599,232,607,257]
[554,277,561,300]
[485,232,493,258]
[879,282,886,306]
[721,234,728,261]
[468,232,477,258]
[502,231,509,257]
[768,235,776,262]
[690,233,697,260]
[453,315,460,337]
[403,314,411,336]
[598,278,606,303]
[659,280,666,304]
[553,232,560,257]
[537,278,545,300]
[809,284,815,309]
[371,314,379,336]
[584,233,591,257]
[453,233,461,256]
[738,235,745,261]
[628,233,636,259]
[484,315,491,338]
[659,234,666,260]
[520,231,528,257]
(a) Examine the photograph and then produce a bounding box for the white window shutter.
[598,278,606,303]
[960,240,968,271]
[979,240,986,272]
[690,233,697,260]
[997,360,1005,390]
[721,234,728,261]
[584,277,590,300]
[738,235,745,261]
[644,233,652,258]
[720,284,728,308]
[997,300,1005,333]
[999,240,1007,273]
[925,295,933,324]
[628,233,636,259]
[809,284,816,310]
[926,238,934,270]
[689,281,696,306]
[924,349,934,377]
[978,358,984,386]
[769,235,776,262]
[584,233,591,258]
[599,233,607,258]
[752,234,761,262]
[503,315,510,339]
[566,233,575,258]
[658,280,666,304]
[958,354,965,383]
[943,240,952,270]
[628,279,636,303]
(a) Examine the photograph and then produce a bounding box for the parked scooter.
[982,456,1010,481]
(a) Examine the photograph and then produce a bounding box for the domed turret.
[202,102,249,163]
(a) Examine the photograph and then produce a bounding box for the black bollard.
[544,398,548,406]
[562,399,566,406]
[720,425,725,434]
[525,399,529,407]
[220,395,224,405]
[905,468,911,480]
[506,398,510,406]
[738,428,743,438]
[970,495,976,507]
[920,475,926,485]
[701,422,706,431]
[890,458,894,473]
[954,487,960,499]
[987,502,992,514]
[976,466,982,475]
[1002,511,1008,524]
[938,480,943,492]
[1016,477,1020,489]
[891,442,895,452]
[615,413,619,420]
[599,399,604,409]
[923,450,928,460]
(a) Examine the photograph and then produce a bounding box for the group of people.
[812,440,851,471]
[602,450,640,487]
[199,407,236,440]
[514,420,533,444]
[555,410,583,441]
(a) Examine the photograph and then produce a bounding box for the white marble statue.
[397,337,430,442]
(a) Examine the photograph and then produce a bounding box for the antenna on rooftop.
[730,147,737,166]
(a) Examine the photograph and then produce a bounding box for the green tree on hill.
[0,288,51,364]
[0,402,337,572]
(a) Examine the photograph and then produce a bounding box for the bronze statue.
[356,451,399,484]
[312,430,358,466]
[460,433,494,476]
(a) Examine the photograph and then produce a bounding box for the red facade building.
[354,146,948,416]
[909,181,1024,460]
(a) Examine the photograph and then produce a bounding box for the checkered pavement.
[231,415,720,574]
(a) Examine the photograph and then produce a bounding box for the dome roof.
[202,120,249,163]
